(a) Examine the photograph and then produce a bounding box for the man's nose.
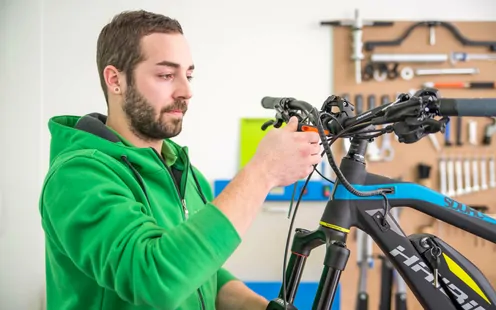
[174,76,193,100]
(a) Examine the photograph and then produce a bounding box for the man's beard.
[122,84,187,142]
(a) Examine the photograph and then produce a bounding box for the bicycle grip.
[438,98,496,117]
[261,97,283,109]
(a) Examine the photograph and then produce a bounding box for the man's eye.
[159,74,174,80]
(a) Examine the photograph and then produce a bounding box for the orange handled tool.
[424,81,496,89]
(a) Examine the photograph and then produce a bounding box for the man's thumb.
[284,116,299,131]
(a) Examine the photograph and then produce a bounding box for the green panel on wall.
[239,118,284,169]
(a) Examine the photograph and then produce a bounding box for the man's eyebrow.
[156,60,194,70]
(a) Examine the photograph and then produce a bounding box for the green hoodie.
[39,113,242,310]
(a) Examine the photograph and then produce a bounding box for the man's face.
[122,33,194,141]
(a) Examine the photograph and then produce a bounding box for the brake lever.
[424,117,449,134]
[261,120,276,131]
[393,116,448,143]
[261,110,288,131]
[261,118,332,138]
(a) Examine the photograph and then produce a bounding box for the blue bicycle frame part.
[332,182,496,237]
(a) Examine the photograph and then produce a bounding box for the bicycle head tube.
[318,139,369,241]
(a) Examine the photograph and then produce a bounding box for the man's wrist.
[244,158,274,193]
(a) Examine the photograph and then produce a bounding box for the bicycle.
[259,88,496,310]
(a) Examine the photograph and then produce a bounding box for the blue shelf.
[213,179,335,202]
[245,281,341,309]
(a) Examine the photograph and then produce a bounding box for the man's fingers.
[310,143,321,155]
[298,131,320,144]
[309,153,322,165]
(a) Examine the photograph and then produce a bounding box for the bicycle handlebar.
[260,87,496,197]
[438,98,496,117]
[261,88,496,144]
[261,96,315,114]
[260,97,282,109]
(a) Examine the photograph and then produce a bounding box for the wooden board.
[330,21,496,310]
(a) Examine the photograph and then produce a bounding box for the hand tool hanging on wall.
[342,93,353,153]
[472,157,480,193]
[489,156,496,188]
[320,8,394,84]
[394,268,408,310]
[365,95,382,161]
[468,121,478,146]
[423,81,496,89]
[363,21,496,51]
[428,134,441,152]
[456,116,463,146]
[378,95,394,161]
[417,163,432,188]
[450,51,496,64]
[447,157,456,197]
[370,53,448,63]
[391,207,408,310]
[363,62,400,82]
[354,93,363,115]
[355,228,373,310]
[481,156,488,191]
[413,67,479,77]
[378,254,393,310]
[363,53,448,82]
[455,157,465,196]
[482,117,496,145]
[439,157,447,196]
[444,120,452,147]
[464,157,472,194]
[389,66,479,81]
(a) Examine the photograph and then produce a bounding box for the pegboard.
[329,21,496,310]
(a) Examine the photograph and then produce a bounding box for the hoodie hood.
[47,113,190,174]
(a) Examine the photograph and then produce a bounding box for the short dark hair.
[96,10,183,104]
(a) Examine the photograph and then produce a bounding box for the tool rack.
[324,16,496,310]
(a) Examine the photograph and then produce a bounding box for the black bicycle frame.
[270,139,496,310]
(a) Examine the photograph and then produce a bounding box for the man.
[39,9,321,310]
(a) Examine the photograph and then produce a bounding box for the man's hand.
[213,116,322,237]
[252,116,322,188]
[216,280,269,310]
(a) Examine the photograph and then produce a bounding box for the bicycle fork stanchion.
[313,237,350,309]
[266,227,349,310]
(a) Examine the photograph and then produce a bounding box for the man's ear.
[103,65,125,95]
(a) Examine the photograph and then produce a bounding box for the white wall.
[0,1,46,309]
[1,0,496,309]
